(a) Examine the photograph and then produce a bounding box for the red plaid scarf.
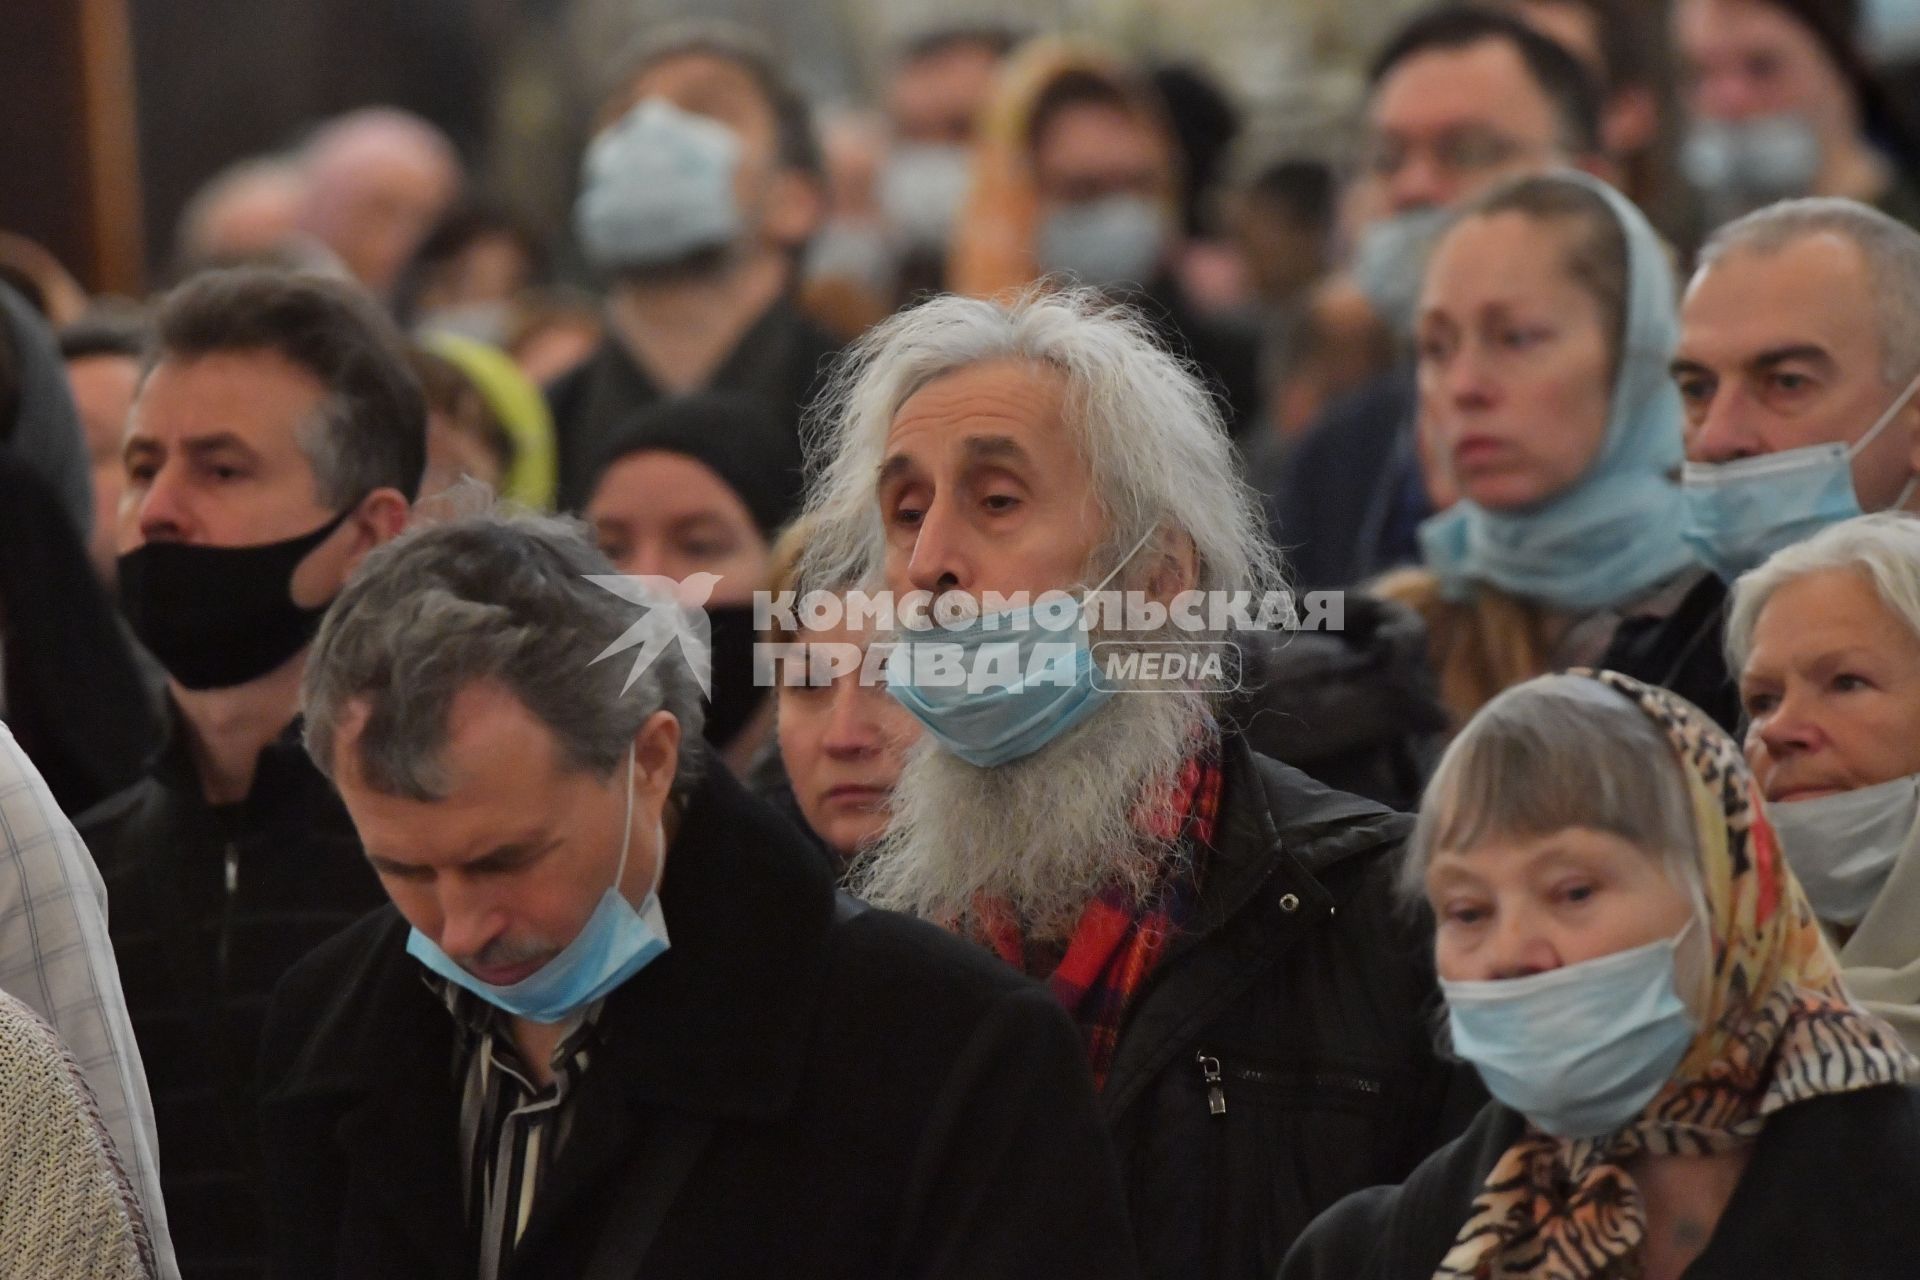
[975,749,1224,1089]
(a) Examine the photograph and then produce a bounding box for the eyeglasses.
[1362,128,1546,182]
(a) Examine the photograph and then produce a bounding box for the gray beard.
[847,685,1214,942]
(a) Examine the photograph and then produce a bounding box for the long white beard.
[848,684,1214,942]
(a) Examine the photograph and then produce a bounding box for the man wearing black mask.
[77,267,422,1280]
[548,20,837,511]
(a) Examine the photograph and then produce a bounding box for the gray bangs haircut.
[797,285,1283,600]
[302,509,706,802]
[1727,511,1920,676]
[1698,198,1920,387]
[1402,674,1703,909]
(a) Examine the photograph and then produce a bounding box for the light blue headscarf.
[1416,170,1693,613]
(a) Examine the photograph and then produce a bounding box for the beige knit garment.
[0,990,154,1279]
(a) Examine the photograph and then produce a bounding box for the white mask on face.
[1767,774,1920,927]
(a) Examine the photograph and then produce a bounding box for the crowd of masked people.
[6,0,1920,1276]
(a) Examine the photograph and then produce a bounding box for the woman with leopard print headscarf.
[1281,669,1920,1280]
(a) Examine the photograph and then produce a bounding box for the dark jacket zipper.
[1197,1050,1386,1116]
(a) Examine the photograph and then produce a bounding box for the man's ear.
[633,709,682,806]
[1144,530,1199,603]
[340,488,411,577]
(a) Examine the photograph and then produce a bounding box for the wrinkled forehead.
[879,358,1080,477]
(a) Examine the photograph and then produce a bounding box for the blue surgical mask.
[884,532,1151,768]
[574,98,744,272]
[1767,774,1920,928]
[406,748,671,1024]
[879,143,973,253]
[1352,205,1453,338]
[1681,115,1822,222]
[1441,922,1699,1139]
[1037,196,1169,292]
[1681,369,1920,580]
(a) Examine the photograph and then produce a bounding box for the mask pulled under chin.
[116,505,356,690]
[406,746,672,1024]
[1767,774,1920,927]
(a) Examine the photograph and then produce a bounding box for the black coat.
[1280,1085,1920,1279]
[544,298,838,511]
[1110,735,1482,1280]
[1262,366,1424,592]
[77,713,386,1280]
[258,763,1140,1280]
[1598,570,1741,735]
[1226,596,1446,812]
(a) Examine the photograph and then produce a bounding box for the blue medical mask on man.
[1681,368,1920,580]
[406,746,671,1023]
[880,142,973,253]
[1352,205,1455,339]
[1680,114,1822,224]
[886,530,1154,768]
[1036,196,1170,292]
[574,98,745,272]
[1441,918,1702,1138]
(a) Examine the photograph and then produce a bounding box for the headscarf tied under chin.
[1437,670,1916,1280]
[1417,171,1695,613]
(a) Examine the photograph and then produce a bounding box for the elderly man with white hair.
[801,288,1475,1280]
[1729,511,1920,1054]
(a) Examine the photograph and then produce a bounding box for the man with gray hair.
[258,510,1139,1279]
[800,287,1474,1279]
[1598,196,1920,731]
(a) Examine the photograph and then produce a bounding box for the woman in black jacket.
[1282,670,1920,1280]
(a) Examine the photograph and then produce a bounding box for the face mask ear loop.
[1087,526,1161,599]
[610,745,638,894]
[1849,366,1920,460]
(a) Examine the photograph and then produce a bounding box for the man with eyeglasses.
[1263,6,1607,591]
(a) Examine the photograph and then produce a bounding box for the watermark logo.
[1090,641,1244,693]
[588,579,1343,696]
[585,572,720,695]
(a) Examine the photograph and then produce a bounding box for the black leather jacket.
[1107,733,1482,1280]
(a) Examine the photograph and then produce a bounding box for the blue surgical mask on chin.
[1682,369,1920,580]
[885,531,1153,768]
[1440,919,1700,1139]
[406,747,671,1024]
[1767,774,1920,927]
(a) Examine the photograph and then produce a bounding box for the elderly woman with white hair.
[1727,511,1920,1053]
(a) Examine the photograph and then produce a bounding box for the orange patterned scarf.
[1436,671,1917,1280]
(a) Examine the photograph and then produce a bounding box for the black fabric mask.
[700,602,766,751]
[117,506,355,690]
